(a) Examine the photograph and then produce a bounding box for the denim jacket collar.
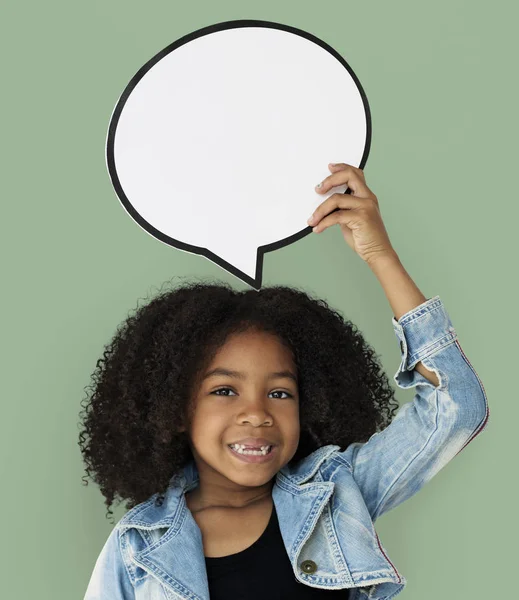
[117,444,403,600]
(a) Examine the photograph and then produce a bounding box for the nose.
[237,395,273,426]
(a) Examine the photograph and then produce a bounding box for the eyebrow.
[202,367,298,384]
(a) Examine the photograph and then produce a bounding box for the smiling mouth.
[227,444,276,463]
[228,444,273,456]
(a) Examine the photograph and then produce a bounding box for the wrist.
[367,251,428,322]
[366,249,401,272]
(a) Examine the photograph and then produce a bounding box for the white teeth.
[229,444,272,456]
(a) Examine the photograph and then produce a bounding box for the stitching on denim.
[119,530,138,587]
[453,339,490,455]
[117,498,156,528]
[135,528,151,546]
[161,582,180,599]
[301,572,398,587]
[129,528,154,582]
[121,519,175,530]
[135,555,202,600]
[137,510,184,557]
[275,476,297,494]
[397,296,442,326]
[407,334,457,368]
[322,501,352,580]
[332,452,354,472]
[374,531,402,583]
[291,486,334,565]
[283,445,340,485]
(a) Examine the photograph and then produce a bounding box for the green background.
[2,1,515,598]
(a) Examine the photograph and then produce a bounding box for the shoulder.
[280,444,353,484]
[117,489,181,533]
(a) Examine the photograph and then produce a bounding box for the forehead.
[209,329,294,364]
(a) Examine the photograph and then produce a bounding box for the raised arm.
[310,164,489,520]
[341,291,489,521]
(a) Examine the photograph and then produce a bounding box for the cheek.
[279,409,300,440]
[189,407,226,443]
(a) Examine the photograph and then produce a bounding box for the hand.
[307,163,396,266]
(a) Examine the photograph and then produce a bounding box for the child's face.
[186,328,300,496]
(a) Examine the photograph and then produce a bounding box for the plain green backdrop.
[2,0,516,598]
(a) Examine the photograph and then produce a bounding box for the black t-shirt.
[205,503,351,599]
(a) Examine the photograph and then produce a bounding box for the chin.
[227,461,277,476]
[226,468,277,486]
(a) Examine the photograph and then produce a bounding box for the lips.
[227,444,277,464]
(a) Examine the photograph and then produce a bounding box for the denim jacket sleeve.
[84,525,135,599]
[341,295,489,522]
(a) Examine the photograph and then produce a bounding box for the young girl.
[80,163,489,599]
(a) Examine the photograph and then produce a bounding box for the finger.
[330,162,366,180]
[315,163,373,198]
[307,193,363,227]
[311,208,361,233]
[328,162,366,181]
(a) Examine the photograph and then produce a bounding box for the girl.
[80,163,489,599]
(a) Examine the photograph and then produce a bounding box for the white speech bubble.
[106,19,371,288]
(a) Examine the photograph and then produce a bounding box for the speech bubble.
[106,19,371,289]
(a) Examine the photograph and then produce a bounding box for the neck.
[186,472,275,512]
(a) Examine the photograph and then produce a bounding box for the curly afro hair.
[78,277,399,522]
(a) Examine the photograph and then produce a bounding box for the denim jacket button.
[301,560,317,574]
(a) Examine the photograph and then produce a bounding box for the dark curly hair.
[78,277,399,523]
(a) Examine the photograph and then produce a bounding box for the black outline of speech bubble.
[106,19,371,290]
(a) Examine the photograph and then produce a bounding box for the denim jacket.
[84,295,489,600]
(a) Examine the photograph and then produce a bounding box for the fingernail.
[315,182,322,189]
[307,215,315,225]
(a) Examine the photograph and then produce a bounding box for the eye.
[211,388,293,399]
[212,387,236,396]
[270,390,293,399]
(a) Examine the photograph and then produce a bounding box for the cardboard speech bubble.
[106,19,371,288]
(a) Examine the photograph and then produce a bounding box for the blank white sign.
[106,20,371,288]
